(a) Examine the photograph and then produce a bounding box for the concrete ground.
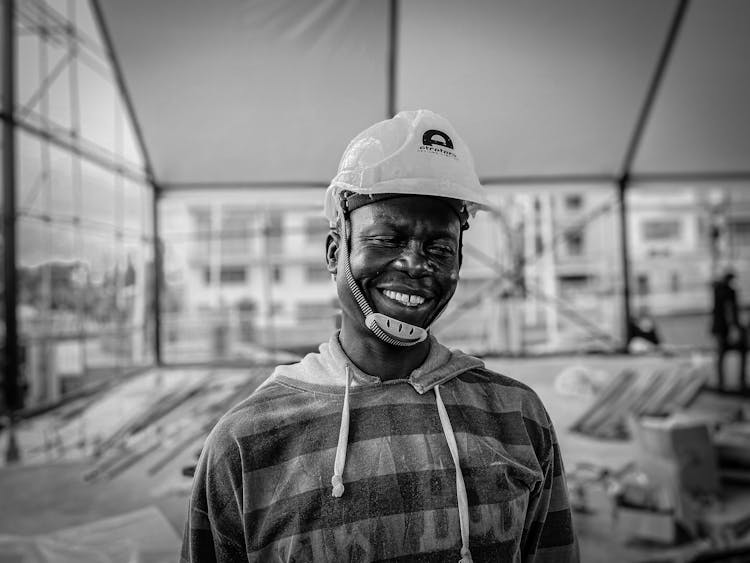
[0,350,748,562]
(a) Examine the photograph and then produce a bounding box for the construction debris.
[0,366,273,477]
[569,363,709,439]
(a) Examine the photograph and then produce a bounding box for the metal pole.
[618,176,633,350]
[386,0,399,118]
[3,0,22,463]
[152,186,162,365]
[3,0,20,413]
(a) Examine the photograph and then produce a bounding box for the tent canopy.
[96,0,750,189]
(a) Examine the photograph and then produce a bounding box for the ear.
[326,230,341,276]
[458,230,464,269]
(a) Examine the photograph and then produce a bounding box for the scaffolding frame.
[2,0,160,420]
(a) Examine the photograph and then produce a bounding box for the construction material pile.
[0,366,272,479]
[569,362,709,440]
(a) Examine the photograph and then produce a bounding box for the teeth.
[383,289,425,307]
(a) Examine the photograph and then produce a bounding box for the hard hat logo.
[422,129,454,150]
[419,129,457,159]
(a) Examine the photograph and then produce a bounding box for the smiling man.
[182,110,578,562]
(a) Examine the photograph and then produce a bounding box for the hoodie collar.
[321,331,484,395]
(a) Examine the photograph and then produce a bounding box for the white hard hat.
[324,109,490,226]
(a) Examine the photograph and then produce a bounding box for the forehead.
[349,196,461,234]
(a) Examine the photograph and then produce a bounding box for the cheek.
[349,249,387,280]
[437,264,460,295]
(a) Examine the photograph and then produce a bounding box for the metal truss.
[2,0,158,427]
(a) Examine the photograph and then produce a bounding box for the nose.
[393,241,432,277]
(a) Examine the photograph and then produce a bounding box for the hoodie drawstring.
[331,364,351,498]
[329,371,471,561]
[434,385,473,563]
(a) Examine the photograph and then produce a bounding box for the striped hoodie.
[181,333,578,562]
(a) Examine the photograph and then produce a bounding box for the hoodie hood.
[272,331,484,395]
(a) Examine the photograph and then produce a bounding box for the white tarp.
[97,0,750,186]
[0,505,180,563]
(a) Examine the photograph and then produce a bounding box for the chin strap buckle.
[365,313,428,346]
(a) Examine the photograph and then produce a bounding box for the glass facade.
[9,0,154,409]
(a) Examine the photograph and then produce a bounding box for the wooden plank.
[594,370,659,439]
[570,369,637,434]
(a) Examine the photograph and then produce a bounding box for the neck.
[338,320,430,381]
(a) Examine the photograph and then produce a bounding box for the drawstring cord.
[329,371,471,562]
[435,385,473,563]
[331,364,351,497]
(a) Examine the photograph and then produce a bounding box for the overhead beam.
[387,0,399,118]
[90,0,157,184]
[160,181,330,191]
[616,0,690,352]
[154,170,750,193]
[4,113,148,182]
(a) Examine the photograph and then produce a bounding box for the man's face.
[327,195,462,331]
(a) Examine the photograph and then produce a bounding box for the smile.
[382,289,426,307]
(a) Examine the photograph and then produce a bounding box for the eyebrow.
[360,221,458,238]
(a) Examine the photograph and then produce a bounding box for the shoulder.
[202,377,307,459]
[452,366,557,462]
[456,366,552,425]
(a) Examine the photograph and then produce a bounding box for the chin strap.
[339,215,428,347]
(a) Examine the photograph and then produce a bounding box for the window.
[642,219,681,241]
[670,272,680,293]
[191,207,211,257]
[637,274,650,295]
[272,265,283,283]
[564,194,583,211]
[266,211,283,253]
[220,266,246,284]
[297,302,335,321]
[558,274,589,297]
[729,218,750,247]
[564,231,584,256]
[305,217,329,244]
[222,213,250,256]
[270,302,284,315]
[306,264,331,282]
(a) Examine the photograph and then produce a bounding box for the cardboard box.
[614,503,677,544]
[629,415,721,497]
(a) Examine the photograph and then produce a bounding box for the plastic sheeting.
[96,0,750,187]
[0,506,180,563]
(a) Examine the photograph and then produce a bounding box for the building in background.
[626,187,750,348]
[160,185,750,359]
[161,187,627,357]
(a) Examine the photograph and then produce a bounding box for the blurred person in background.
[182,110,578,562]
[711,268,747,393]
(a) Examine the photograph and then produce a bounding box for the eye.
[370,235,401,247]
[428,243,455,256]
